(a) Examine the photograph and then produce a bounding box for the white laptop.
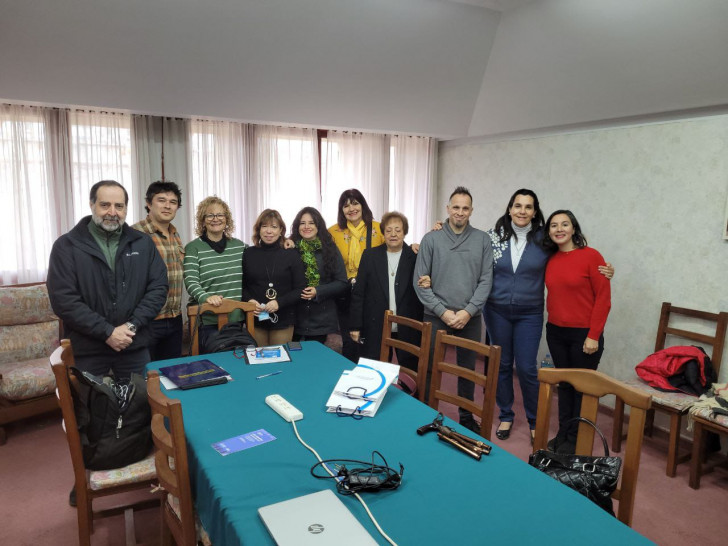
[258,489,378,545]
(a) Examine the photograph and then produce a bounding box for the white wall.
[469,0,728,136]
[439,115,728,382]
[0,0,499,138]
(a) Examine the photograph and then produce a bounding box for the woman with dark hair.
[243,209,306,346]
[485,189,550,443]
[290,207,347,344]
[543,209,611,454]
[328,189,385,361]
[183,196,246,353]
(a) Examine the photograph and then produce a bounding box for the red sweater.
[545,247,611,339]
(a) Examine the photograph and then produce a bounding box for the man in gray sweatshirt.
[414,186,493,433]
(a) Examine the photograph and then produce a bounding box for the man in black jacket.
[47,180,168,380]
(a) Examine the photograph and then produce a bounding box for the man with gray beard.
[47,180,167,380]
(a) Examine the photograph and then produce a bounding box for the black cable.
[310,450,403,496]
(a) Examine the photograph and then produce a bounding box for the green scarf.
[297,238,322,287]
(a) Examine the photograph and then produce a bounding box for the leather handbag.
[528,417,621,515]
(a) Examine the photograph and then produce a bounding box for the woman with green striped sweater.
[183,196,246,353]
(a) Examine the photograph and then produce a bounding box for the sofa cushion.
[0,321,60,365]
[0,284,57,326]
[0,356,57,400]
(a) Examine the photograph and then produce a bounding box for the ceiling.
[1,0,727,139]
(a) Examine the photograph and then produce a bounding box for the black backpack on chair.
[71,368,152,470]
[207,321,257,353]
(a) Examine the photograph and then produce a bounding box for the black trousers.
[546,323,604,440]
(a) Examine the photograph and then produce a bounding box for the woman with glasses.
[290,207,347,344]
[183,196,247,353]
[243,209,306,346]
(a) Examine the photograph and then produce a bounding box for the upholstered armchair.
[0,283,60,444]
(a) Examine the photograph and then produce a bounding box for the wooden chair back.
[654,302,728,371]
[533,368,651,527]
[147,371,197,546]
[427,330,501,440]
[612,302,728,477]
[50,339,158,546]
[378,310,432,402]
[187,299,257,355]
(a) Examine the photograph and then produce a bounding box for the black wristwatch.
[125,321,137,333]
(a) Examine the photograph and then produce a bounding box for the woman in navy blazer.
[349,212,423,370]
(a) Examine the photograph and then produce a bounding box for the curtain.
[187,119,250,242]
[132,115,192,241]
[68,110,135,223]
[389,135,438,243]
[321,131,389,228]
[0,105,64,283]
[251,126,319,233]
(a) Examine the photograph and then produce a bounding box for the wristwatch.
[125,321,137,333]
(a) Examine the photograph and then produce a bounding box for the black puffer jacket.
[47,216,168,357]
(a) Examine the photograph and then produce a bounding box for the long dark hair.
[542,209,588,253]
[291,207,339,278]
[494,189,545,243]
[336,189,373,230]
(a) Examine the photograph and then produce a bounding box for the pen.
[256,371,283,380]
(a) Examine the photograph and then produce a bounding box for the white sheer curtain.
[69,110,135,223]
[187,119,250,242]
[251,126,319,231]
[389,135,438,243]
[321,131,389,228]
[0,105,65,283]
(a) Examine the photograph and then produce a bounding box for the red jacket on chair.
[636,346,713,395]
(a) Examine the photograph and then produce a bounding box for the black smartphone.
[288,341,302,351]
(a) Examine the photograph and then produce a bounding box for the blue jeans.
[424,313,482,419]
[484,304,542,429]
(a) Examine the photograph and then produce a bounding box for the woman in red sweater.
[544,209,611,454]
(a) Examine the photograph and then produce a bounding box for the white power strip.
[265,394,303,422]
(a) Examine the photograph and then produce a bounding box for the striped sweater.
[183,237,246,325]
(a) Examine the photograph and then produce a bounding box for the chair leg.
[612,398,624,453]
[124,508,137,546]
[666,412,682,478]
[76,494,92,546]
[644,408,655,437]
[689,420,705,489]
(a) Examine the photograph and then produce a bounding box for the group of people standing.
[47,179,612,456]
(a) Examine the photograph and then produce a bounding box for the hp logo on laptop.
[308,524,325,534]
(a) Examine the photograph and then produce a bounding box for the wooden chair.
[49,339,159,546]
[147,371,211,546]
[378,310,432,402]
[612,302,728,477]
[187,299,257,355]
[427,330,500,440]
[533,368,651,527]
[689,410,728,489]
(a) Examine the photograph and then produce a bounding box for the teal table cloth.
[148,342,652,546]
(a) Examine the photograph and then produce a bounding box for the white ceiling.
[2,0,727,138]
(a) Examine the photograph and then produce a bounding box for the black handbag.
[528,417,621,515]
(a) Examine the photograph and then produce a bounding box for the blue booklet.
[159,359,229,390]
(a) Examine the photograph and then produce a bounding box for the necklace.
[387,251,401,277]
[265,263,277,300]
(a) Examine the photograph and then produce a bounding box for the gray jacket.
[413,221,493,318]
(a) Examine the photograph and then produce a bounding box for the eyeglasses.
[204,213,226,221]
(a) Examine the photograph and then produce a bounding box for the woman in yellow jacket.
[328,189,385,362]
